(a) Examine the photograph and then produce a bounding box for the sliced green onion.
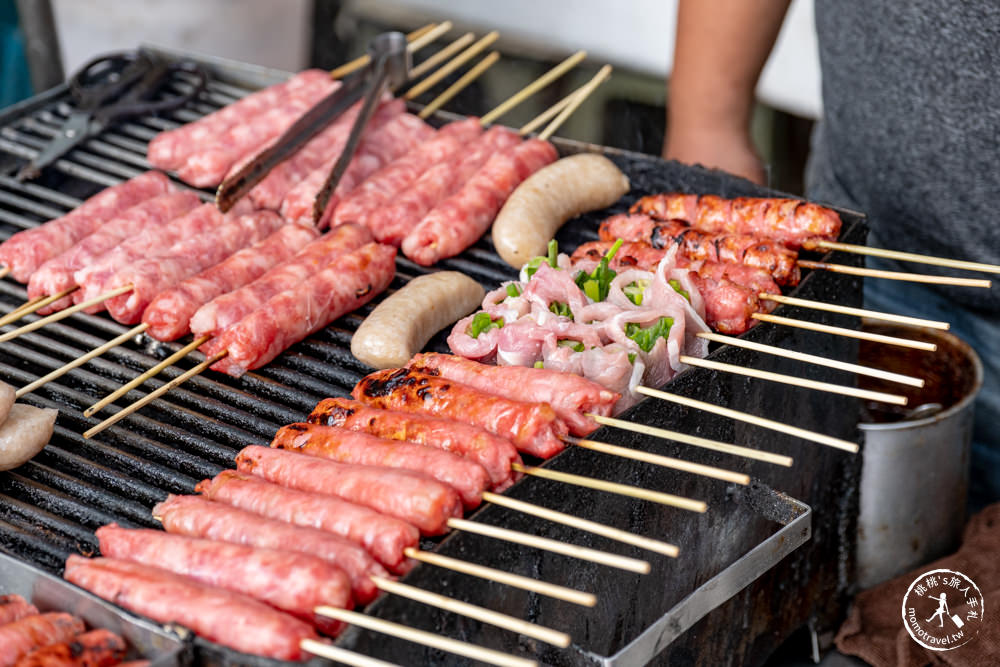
[668,278,690,302]
[582,279,601,302]
[557,339,585,353]
[524,256,546,279]
[628,352,636,364]
[506,283,522,298]
[624,316,674,353]
[573,237,622,303]
[548,301,573,319]
[467,312,504,338]
[623,280,648,306]
[534,360,544,369]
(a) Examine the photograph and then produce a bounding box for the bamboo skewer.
[811,240,1000,274]
[300,641,400,667]
[0,287,76,327]
[799,260,991,288]
[537,64,613,141]
[16,323,147,398]
[587,413,794,466]
[482,491,680,558]
[0,284,132,344]
[404,548,596,607]
[405,23,438,42]
[518,89,578,136]
[403,22,454,57]
[751,313,938,351]
[447,517,650,574]
[568,437,751,484]
[479,50,587,125]
[0,297,43,326]
[329,23,450,79]
[760,293,950,330]
[371,576,571,647]
[83,350,226,439]
[678,355,908,405]
[418,51,501,119]
[696,332,925,388]
[84,334,212,417]
[313,606,537,667]
[510,463,706,514]
[635,386,860,453]
[404,31,500,101]
[0,266,9,279]
[408,32,475,80]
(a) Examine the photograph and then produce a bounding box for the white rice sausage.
[492,153,630,268]
[0,380,14,425]
[351,271,484,369]
[0,404,57,471]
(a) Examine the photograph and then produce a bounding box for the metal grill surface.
[0,49,866,666]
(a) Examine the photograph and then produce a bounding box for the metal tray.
[0,549,189,665]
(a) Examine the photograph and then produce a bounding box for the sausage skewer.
[95,523,355,635]
[0,208,285,344]
[235,443,664,571]
[154,487,585,644]
[281,407,691,554]
[572,237,950,334]
[64,555,321,660]
[76,223,369,413]
[633,193,992,287]
[81,241,395,438]
[0,171,171,282]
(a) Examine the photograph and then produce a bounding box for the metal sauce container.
[855,321,983,589]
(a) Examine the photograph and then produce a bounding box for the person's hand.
[663,128,766,185]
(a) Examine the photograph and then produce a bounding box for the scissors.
[17,49,207,181]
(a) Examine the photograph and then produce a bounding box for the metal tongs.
[216,31,410,223]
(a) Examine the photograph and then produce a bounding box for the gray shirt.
[806,1,1000,313]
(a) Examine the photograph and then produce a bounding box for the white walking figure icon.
[926,593,950,628]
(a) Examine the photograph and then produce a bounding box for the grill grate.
[0,48,866,666]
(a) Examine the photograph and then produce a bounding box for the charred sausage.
[307,397,522,489]
[352,368,568,459]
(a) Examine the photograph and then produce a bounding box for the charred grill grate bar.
[0,47,864,666]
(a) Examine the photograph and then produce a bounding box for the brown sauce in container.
[858,322,979,424]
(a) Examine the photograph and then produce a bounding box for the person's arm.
[663,0,792,184]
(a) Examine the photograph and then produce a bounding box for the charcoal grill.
[0,46,866,666]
